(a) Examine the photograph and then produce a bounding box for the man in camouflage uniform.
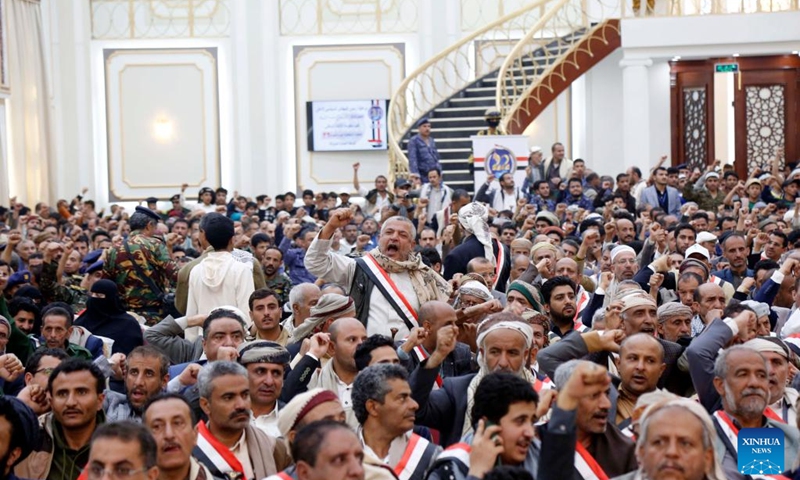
[103,206,180,325]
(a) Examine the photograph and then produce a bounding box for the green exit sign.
[715,63,739,73]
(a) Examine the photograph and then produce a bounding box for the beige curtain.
[7,0,53,205]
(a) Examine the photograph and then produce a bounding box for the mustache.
[741,387,767,399]
[657,462,685,473]
[229,409,250,419]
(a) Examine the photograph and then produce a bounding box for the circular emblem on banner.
[484,146,517,177]
[368,105,384,121]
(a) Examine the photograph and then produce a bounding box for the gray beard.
[724,382,767,418]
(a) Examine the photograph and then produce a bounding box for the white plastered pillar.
[620,57,653,170]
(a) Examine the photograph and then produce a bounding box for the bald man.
[509,254,531,284]
[282,318,367,429]
[402,301,474,381]
[467,257,507,304]
[616,334,666,427]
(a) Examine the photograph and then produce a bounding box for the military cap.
[135,206,161,222]
[145,197,158,204]
[7,271,31,289]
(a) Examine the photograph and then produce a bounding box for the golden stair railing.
[496,0,622,134]
[387,0,558,183]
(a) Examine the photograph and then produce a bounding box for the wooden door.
[734,69,798,179]
[670,64,715,169]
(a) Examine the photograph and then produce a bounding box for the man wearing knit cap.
[510,238,532,258]
[307,209,451,339]
[506,280,545,313]
[600,245,637,307]
[657,302,693,342]
[238,340,291,437]
[277,389,346,443]
[530,241,558,283]
[352,364,441,480]
[282,318,366,429]
[696,231,718,254]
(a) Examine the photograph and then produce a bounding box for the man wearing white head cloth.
[442,202,510,290]
[601,245,638,308]
[409,312,535,447]
[744,337,800,426]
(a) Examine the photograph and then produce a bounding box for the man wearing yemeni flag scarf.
[551,359,638,479]
[193,361,291,480]
[306,209,451,340]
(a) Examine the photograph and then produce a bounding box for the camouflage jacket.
[39,262,88,311]
[265,273,292,306]
[103,231,179,318]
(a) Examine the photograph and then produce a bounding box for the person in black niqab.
[75,279,143,355]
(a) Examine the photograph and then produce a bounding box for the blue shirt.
[407,134,440,179]
[278,237,317,286]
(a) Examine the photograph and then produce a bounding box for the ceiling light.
[672,56,681,61]
[793,51,799,54]
[732,53,740,57]
[153,117,174,142]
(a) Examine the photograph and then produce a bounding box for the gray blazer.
[639,185,681,216]
[143,315,204,365]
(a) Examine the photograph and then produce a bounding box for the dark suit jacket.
[711,267,754,289]
[685,317,732,413]
[443,236,510,288]
[403,342,475,379]
[538,329,688,395]
[409,359,475,447]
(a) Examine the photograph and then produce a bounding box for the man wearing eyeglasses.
[86,422,159,480]
[13,348,69,415]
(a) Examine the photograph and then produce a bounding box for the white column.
[260,1,285,195]
[620,57,653,170]
[0,99,9,204]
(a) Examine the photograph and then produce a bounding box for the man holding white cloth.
[306,209,451,339]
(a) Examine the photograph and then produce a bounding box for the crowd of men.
[2,134,800,480]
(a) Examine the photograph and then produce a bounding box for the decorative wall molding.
[103,47,220,201]
[292,43,405,191]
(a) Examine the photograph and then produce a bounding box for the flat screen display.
[307,99,389,151]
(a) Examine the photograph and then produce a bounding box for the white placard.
[308,99,388,151]
[471,135,530,191]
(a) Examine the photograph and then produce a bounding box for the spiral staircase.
[388,0,622,193]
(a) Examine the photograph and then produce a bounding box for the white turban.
[476,320,533,349]
[611,245,636,262]
[458,202,495,264]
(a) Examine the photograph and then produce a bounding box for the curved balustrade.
[387,0,555,181]
[388,0,798,180]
